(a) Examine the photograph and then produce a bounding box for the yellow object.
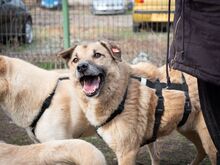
[132,0,175,31]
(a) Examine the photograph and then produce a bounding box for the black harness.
[29,77,69,136]
[95,87,128,131]
[143,79,165,145]
[134,75,192,146]
[95,75,191,145]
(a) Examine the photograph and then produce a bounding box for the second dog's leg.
[147,142,160,165]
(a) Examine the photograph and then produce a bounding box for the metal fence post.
[62,0,70,48]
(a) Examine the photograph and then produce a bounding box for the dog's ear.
[57,45,77,62]
[99,41,122,62]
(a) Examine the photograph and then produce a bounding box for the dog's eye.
[72,58,79,63]
[93,53,102,59]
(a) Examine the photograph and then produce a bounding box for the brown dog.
[0,139,106,165]
[58,41,216,165]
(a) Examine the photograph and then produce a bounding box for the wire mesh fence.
[0,0,174,69]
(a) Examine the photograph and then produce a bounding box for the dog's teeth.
[81,75,102,96]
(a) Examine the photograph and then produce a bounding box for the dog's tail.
[130,62,160,81]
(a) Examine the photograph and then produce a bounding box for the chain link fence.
[0,0,174,69]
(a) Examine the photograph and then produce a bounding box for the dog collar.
[95,86,128,130]
[29,77,70,137]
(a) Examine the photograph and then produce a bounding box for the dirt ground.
[0,109,211,165]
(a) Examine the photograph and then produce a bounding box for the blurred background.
[0,0,175,68]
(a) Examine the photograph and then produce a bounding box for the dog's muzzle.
[76,61,105,97]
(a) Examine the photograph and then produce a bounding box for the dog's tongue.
[83,76,100,95]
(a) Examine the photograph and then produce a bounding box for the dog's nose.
[77,62,89,73]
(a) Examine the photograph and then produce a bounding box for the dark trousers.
[198,79,220,164]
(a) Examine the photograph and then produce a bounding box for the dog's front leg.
[116,149,139,165]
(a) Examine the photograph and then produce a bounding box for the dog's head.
[58,41,122,97]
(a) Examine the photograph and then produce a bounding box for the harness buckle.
[156,108,164,115]
[185,101,191,112]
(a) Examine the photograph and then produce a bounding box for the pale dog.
[0,139,106,165]
[0,55,94,143]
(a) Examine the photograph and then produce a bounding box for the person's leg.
[198,79,220,164]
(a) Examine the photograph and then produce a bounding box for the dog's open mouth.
[80,74,104,97]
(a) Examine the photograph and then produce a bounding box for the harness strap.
[143,79,164,145]
[133,75,191,127]
[95,87,128,130]
[132,75,191,145]
[177,74,191,127]
[30,77,69,136]
[136,76,185,90]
